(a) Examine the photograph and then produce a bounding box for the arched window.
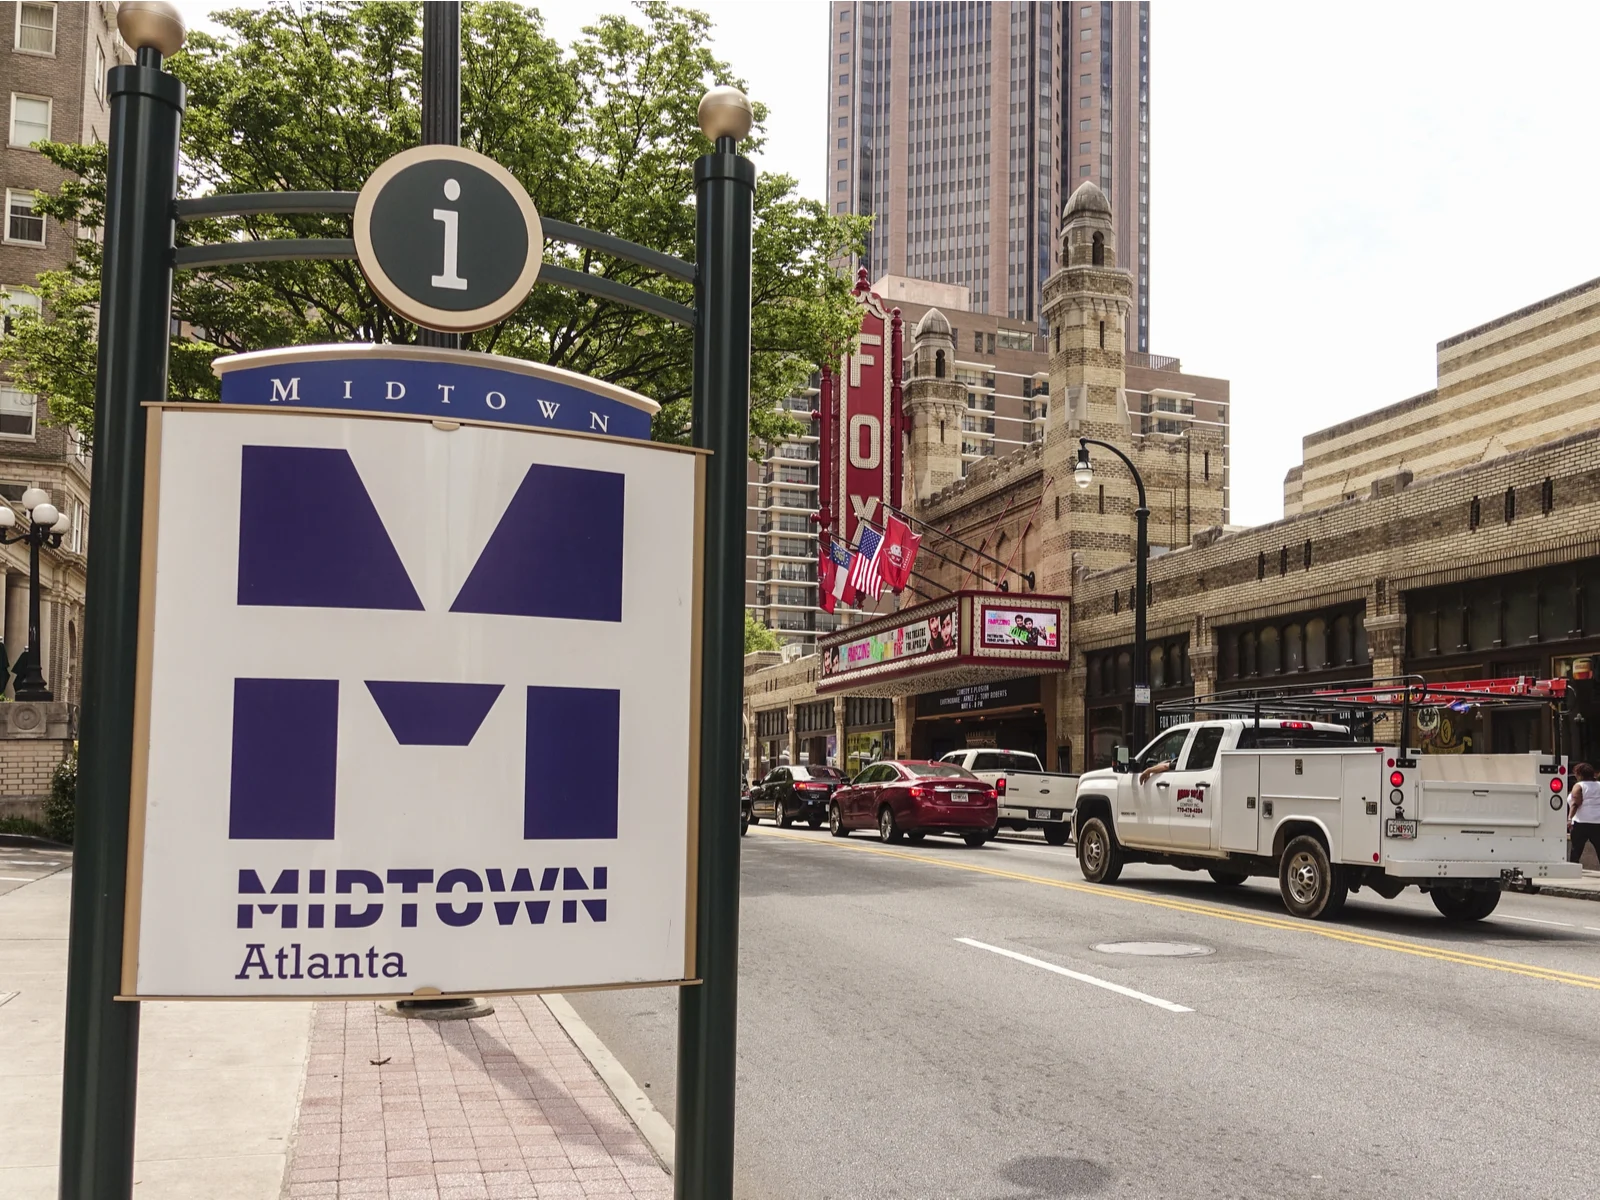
[1284,624,1304,672]
[1053,326,1060,353]
[1469,496,1480,530]
[1091,231,1104,266]
[1259,626,1282,674]
[1098,320,1105,348]
[1114,651,1133,692]
[1150,645,1166,689]
[1241,630,1259,677]
[1279,546,1289,576]
[1503,485,1515,523]
[1303,539,1313,569]
[1541,477,1554,515]
[1333,614,1353,664]
[934,349,945,378]
[1306,617,1328,670]
[1257,551,1266,581]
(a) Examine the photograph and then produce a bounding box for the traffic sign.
[122,403,703,999]
[1134,684,1152,706]
[353,144,544,332]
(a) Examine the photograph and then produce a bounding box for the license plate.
[1385,819,1418,839]
[1033,808,1053,820]
[951,791,969,803]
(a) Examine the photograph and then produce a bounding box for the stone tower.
[901,308,966,506]
[1037,180,1136,593]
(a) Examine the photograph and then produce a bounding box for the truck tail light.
[1389,770,1405,788]
[1282,721,1311,730]
[996,778,1007,796]
[1551,777,1565,793]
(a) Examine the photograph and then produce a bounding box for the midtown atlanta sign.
[122,400,703,999]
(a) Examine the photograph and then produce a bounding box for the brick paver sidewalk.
[284,998,671,1199]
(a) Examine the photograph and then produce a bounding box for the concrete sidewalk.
[0,863,313,1199]
[0,858,670,1199]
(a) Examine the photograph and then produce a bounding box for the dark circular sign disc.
[354,145,544,333]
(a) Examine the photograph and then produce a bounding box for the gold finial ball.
[698,86,753,143]
[118,1,187,57]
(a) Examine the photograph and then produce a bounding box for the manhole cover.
[1092,941,1214,957]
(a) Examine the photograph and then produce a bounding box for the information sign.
[122,405,702,998]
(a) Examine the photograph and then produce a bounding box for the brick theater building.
[745,179,1600,809]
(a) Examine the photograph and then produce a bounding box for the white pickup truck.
[1071,718,1579,920]
[938,749,1079,845]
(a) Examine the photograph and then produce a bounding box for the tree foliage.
[744,610,781,654]
[1,1,869,454]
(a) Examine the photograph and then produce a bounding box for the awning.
[817,590,1070,697]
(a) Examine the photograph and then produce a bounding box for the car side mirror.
[1113,745,1130,773]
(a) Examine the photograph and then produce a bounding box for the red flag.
[820,539,854,613]
[818,544,837,614]
[879,515,920,592]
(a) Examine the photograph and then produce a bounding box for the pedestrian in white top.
[1566,761,1600,866]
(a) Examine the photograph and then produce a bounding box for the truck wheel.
[878,805,903,844]
[828,803,849,838]
[1208,869,1248,887]
[1042,824,1070,847]
[775,799,793,828]
[1077,817,1123,884]
[1278,835,1347,920]
[1430,886,1501,922]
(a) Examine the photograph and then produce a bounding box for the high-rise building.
[827,1,1151,350]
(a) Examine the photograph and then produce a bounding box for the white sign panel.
[124,406,702,998]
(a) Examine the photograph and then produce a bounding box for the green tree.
[744,610,781,654]
[1,1,868,453]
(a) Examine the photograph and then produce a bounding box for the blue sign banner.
[213,345,656,441]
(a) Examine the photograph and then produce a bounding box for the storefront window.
[1114,650,1133,692]
[1284,624,1304,673]
[1220,631,1238,680]
[1505,588,1538,645]
[1259,626,1281,674]
[1468,598,1499,651]
[1333,615,1352,665]
[1307,618,1328,668]
[1149,645,1166,689]
[1538,582,1573,643]
[1241,631,1258,676]
[1088,656,1104,696]
[845,730,894,776]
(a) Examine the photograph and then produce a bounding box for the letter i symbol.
[432,178,468,291]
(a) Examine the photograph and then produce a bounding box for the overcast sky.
[179,2,1600,526]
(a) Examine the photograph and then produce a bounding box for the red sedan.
[828,760,998,847]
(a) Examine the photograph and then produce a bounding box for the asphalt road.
[568,827,1600,1200]
[0,842,70,898]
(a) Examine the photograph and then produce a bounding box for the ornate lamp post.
[1075,438,1150,750]
[0,486,69,701]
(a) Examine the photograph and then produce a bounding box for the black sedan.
[748,765,845,829]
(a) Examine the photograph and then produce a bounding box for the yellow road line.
[754,828,1600,992]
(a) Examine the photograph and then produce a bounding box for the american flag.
[848,525,885,600]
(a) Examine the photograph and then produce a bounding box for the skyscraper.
[828,1,1151,350]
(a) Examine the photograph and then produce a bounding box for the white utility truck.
[938,748,1079,844]
[1071,678,1581,921]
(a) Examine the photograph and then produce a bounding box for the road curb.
[542,993,675,1173]
[0,833,71,850]
[1531,885,1600,902]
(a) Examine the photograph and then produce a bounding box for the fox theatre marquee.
[816,590,1070,697]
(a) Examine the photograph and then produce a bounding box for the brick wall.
[0,699,75,821]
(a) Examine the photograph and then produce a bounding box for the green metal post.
[676,91,755,1199]
[58,45,184,1200]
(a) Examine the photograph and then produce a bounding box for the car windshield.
[903,763,977,779]
[794,766,844,780]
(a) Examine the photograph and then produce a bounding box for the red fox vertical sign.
[835,271,902,546]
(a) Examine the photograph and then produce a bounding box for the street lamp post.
[0,487,69,701]
[1075,438,1150,751]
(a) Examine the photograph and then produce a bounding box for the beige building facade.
[747,180,1600,807]
[0,1,126,705]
